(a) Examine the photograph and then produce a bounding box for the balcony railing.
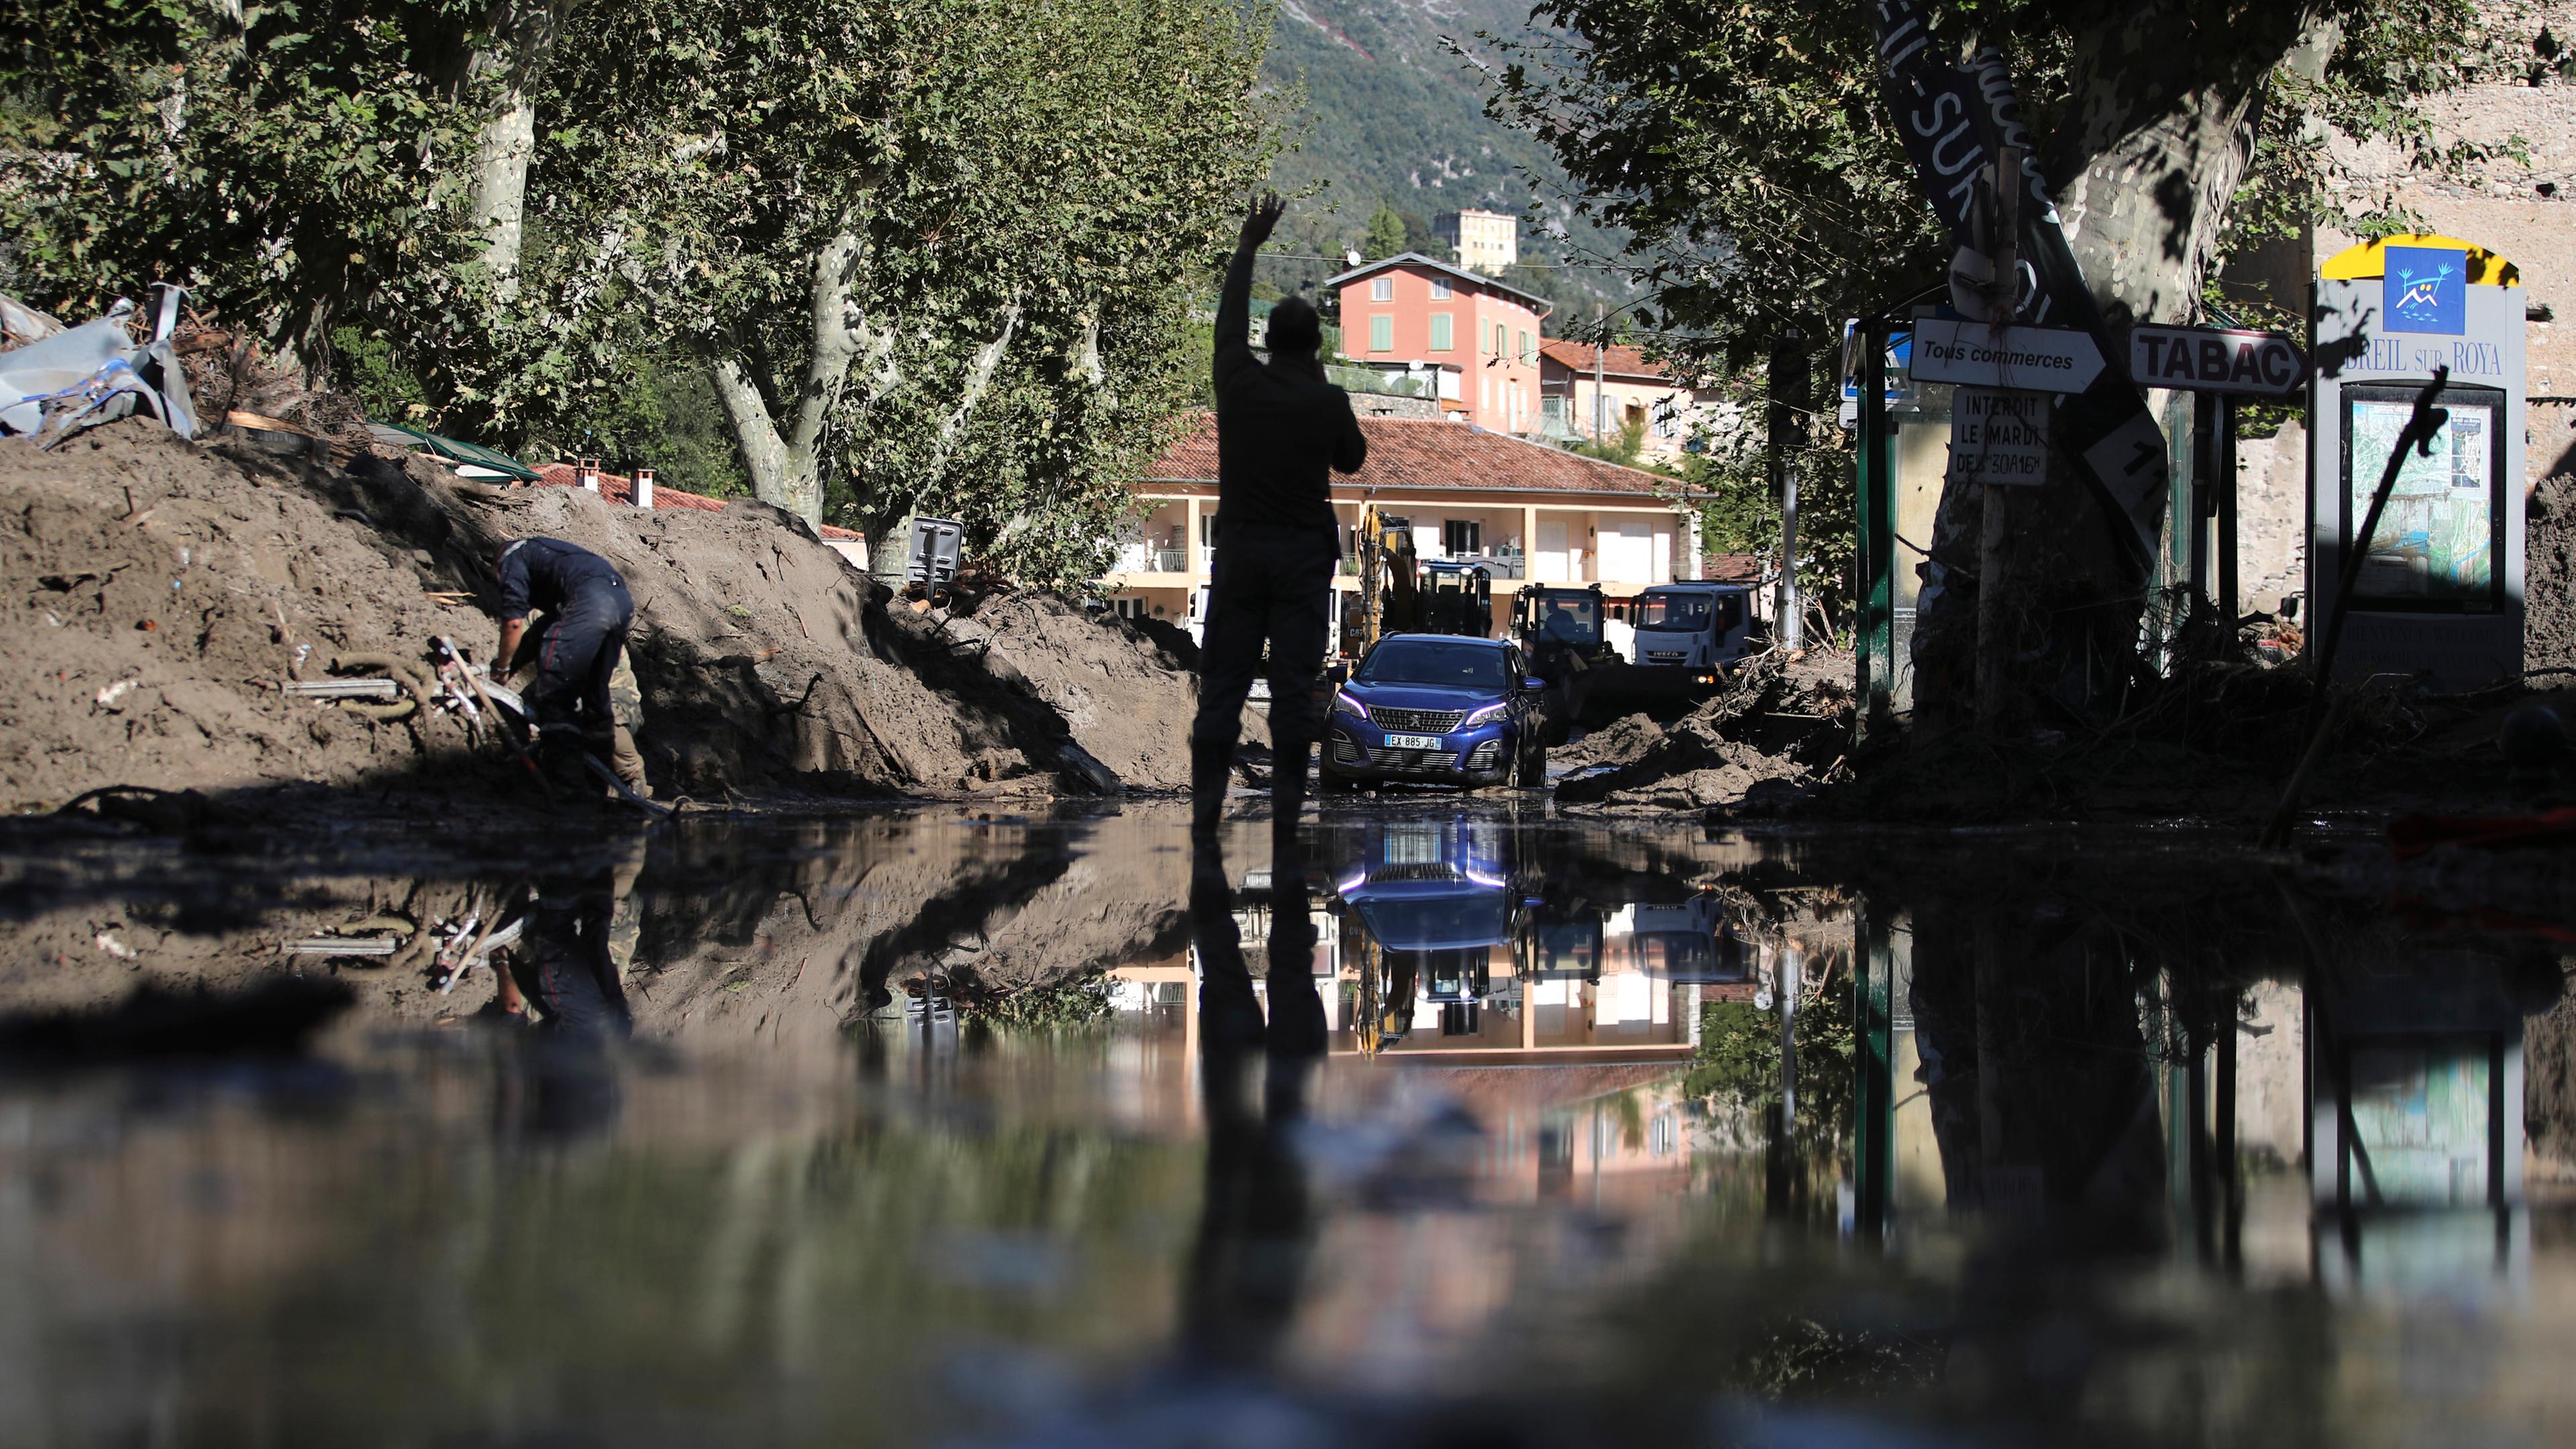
[1110,544,1194,574]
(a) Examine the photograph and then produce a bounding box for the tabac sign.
[2127,325,2307,396]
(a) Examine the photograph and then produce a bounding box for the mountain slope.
[1254,0,1635,319]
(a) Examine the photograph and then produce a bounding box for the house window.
[1443,519,1482,555]
[1493,322,1507,356]
[1430,277,1452,300]
[1652,397,1680,438]
[1368,315,1393,353]
[1370,276,1393,302]
[1430,313,1453,351]
[1517,329,1532,364]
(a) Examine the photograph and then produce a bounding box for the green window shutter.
[1430,313,1453,351]
[1370,315,1393,352]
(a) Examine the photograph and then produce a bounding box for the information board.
[1947,388,2051,486]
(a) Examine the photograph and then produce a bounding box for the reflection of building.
[1106,414,1693,636]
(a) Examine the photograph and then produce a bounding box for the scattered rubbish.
[93,678,137,708]
[285,936,402,958]
[0,288,198,445]
[94,932,136,959]
[280,678,400,700]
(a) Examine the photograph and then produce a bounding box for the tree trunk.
[465,3,561,302]
[1909,4,2337,731]
[706,229,891,529]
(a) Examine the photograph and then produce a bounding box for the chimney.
[633,467,655,511]
[577,456,601,492]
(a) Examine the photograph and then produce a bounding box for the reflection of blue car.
[1335,818,1517,1039]
[1324,635,1547,790]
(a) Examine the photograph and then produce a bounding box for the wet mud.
[1,802,2573,1445]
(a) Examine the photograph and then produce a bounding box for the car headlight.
[1462,702,1508,728]
[1334,690,1371,722]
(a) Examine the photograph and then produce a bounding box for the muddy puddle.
[2,802,2573,1445]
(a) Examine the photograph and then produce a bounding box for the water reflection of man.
[490,861,635,1040]
[1181,845,1325,1373]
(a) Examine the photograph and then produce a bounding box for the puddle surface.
[3,803,2573,1446]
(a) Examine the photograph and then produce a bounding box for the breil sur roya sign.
[2127,325,2306,396]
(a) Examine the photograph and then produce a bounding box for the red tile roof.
[530,464,864,540]
[1703,552,1765,584]
[1537,338,1674,382]
[1141,413,1671,498]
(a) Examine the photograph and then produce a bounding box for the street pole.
[1593,305,1606,444]
[2216,400,2240,629]
[1780,468,1803,649]
[1974,147,2022,732]
[1767,330,1808,649]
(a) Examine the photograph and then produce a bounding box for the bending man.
[493,535,647,796]
[1190,193,1367,845]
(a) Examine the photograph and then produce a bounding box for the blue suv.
[1322,634,1548,792]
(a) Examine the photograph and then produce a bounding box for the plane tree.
[1482,1,2520,725]
[527,0,1277,581]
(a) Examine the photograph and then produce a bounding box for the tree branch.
[925,303,1021,480]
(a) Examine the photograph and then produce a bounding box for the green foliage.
[1,1,487,364]
[941,969,1116,1032]
[1684,981,1854,1134]
[1362,204,1408,260]
[1564,413,1650,468]
[1483,1,2509,626]
[329,325,431,423]
[530,0,1277,582]
[1485,1,2507,369]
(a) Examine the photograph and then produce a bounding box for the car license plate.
[1383,733,1444,750]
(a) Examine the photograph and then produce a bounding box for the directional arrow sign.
[2127,325,2307,396]
[1910,319,2106,392]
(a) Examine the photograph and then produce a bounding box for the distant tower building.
[1433,208,1517,276]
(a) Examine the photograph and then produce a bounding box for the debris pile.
[1553,649,1855,813]
[0,417,1208,813]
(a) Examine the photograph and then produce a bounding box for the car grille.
[1371,707,1466,734]
[1644,651,1686,663]
[1368,747,1458,771]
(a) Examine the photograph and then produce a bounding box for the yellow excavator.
[1345,500,1418,659]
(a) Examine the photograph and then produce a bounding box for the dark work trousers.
[1189,523,1338,837]
[521,579,635,752]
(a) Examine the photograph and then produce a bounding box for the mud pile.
[1553,649,1854,812]
[0,420,1207,812]
[0,422,496,812]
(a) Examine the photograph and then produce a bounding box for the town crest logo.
[2383,245,2467,335]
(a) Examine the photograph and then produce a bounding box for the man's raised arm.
[1214,193,1285,396]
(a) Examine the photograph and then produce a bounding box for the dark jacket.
[1212,250,1366,537]
[496,537,625,622]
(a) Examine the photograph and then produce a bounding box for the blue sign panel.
[2383,246,2467,335]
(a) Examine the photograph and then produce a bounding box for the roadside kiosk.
[2308,235,2525,688]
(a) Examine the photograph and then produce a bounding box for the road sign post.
[2114,323,2301,626]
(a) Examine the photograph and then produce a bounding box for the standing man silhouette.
[1192,193,1368,847]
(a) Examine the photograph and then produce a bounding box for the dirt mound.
[0,421,497,812]
[0,419,1207,810]
[1554,713,1666,771]
[1553,649,1854,812]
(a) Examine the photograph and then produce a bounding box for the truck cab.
[1628,582,1758,672]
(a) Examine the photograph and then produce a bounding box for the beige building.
[1536,339,1731,462]
[1104,413,1698,639]
[1433,207,1518,275]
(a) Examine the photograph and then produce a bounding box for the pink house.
[1328,253,1551,435]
